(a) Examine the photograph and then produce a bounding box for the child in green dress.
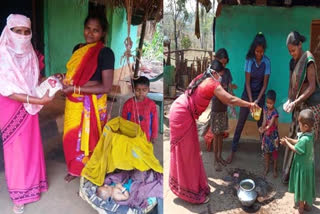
[280,109,315,214]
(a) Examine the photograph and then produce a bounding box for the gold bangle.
[78,86,81,94]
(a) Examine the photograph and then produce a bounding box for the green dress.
[288,132,315,205]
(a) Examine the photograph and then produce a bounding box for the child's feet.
[218,158,227,166]
[64,174,77,183]
[13,204,24,214]
[294,207,304,214]
[214,161,222,172]
[264,168,269,176]
[304,203,312,212]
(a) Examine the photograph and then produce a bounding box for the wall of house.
[44,0,88,76]
[44,0,137,80]
[216,5,320,124]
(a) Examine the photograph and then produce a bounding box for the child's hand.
[280,138,287,146]
[284,136,293,143]
[258,127,264,134]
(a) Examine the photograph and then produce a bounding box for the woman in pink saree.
[0,14,53,213]
[169,60,259,204]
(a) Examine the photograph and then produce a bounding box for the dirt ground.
[163,99,320,214]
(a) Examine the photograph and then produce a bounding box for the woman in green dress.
[280,109,315,214]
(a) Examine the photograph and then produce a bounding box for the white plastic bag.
[36,76,63,97]
[283,99,295,113]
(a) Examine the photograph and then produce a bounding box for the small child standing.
[210,49,233,171]
[280,109,315,214]
[258,90,279,177]
[122,76,158,143]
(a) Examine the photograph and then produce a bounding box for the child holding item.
[280,109,315,214]
[258,90,279,177]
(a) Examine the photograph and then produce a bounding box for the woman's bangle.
[73,86,76,94]
[26,95,29,104]
[78,86,81,94]
[121,188,127,193]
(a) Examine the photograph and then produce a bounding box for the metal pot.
[237,179,257,207]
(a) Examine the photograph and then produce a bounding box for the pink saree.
[169,76,219,203]
[0,96,48,205]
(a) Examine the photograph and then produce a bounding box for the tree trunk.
[174,15,178,50]
[212,17,216,52]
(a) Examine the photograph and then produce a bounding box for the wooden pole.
[134,19,147,78]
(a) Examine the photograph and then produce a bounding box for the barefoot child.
[122,76,158,143]
[280,109,315,214]
[210,54,231,171]
[258,90,279,177]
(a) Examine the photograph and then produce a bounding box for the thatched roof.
[89,0,162,24]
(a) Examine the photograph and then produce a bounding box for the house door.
[310,20,320,79]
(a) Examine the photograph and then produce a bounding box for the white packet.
[283,100,291,113]
[36,76,63,98]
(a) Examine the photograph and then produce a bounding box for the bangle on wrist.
[26,95,29,104]
[78,86,81,94]
[73,86,76,94]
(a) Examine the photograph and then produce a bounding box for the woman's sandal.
[202,196,210,204]
[13,204,24,214]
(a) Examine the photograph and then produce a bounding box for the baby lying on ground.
[97,183,130,201]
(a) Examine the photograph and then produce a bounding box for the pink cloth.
[0,14,42,115]
[169,77,220,203]
[122,97,158,141]
[0,95,48,205]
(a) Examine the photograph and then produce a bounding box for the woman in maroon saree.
[169,60,259,204]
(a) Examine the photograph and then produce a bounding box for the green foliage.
[181,35,192,49]
[141,23,163,61]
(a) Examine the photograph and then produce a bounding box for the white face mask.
[7,29,32,54]
[208,68,222,82]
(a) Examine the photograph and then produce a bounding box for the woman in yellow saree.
[62,14,114,182]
